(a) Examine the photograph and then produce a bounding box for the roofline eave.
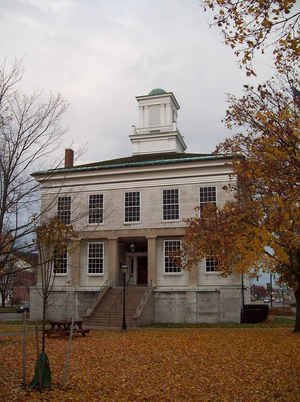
[32,154,233,177]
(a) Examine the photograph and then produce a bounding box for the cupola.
[129,89,187,155]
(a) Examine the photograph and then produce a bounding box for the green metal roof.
[148,88,167,96]
[32,152,232,176]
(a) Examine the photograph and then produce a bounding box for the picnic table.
[44,320,90,337]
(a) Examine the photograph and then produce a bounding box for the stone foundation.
[30,287,99,321]
[30,287,242,323]
[154,288,241,323]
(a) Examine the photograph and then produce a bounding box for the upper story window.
[53,248,68,275]
[88,242,104,274]
[200,186,216,215]
[164,240,181,273]
[125,192,140,223]
[89,194,103,224]
[57,196,71,224]
[163,189,179,220]
[205,256,219,272]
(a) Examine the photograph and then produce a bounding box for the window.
[125,192,140,223]
[163,189,179,220]
[57,196,71,224]
[88,243,104,274]
[164,240,181,273]
[205,256,219,272]
[89,194,103,224]
[53,249,68,274]
[200,187,216,215]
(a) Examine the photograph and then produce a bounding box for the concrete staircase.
[85,286,148,328]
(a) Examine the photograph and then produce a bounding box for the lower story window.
[206,256,219,272]
[164,240,181,273]
[53,249,68,274]
[88,242,104,274]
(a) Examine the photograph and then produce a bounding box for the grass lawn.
[0,327,299,401]
[0,317,295,335]
[147,317,295,329]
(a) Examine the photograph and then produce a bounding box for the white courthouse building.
[31,88,247,325]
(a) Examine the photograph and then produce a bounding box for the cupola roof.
[148,88,167,96]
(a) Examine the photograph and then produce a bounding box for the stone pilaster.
[147,236,157,286]
[108,238,119,286]
[71,239,81,287]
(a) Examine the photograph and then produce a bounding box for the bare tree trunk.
[34,324,41,392]
[62,290,75,388]
[41,297,47,354]
[21,312,27,388]
[62,316,74,388]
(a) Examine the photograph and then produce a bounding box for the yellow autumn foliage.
[202,0,299,75]
[183,75,300,331]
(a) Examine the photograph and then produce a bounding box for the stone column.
[166,103,172,125]
[108,238,119,287]
[71,239,81,287]
[147,236,157,287]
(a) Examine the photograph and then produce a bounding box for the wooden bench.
[44,320,90,337]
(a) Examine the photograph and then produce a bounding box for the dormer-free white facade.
[30,89,247,325]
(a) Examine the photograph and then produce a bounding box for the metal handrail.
[84,280,110,318]
[134,287,153,320]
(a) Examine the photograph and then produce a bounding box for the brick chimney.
[65,148,74,168]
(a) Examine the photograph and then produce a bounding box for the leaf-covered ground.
[0,329,299,401]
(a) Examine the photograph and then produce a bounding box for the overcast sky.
[1,0,276,166]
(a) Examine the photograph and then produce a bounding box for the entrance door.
[137,256,148,285]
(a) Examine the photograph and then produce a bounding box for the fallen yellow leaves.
[0,328,299,401]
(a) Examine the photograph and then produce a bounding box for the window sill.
[88,222,104,226]
[123,222,141,226]
[88,273,104,277]
[164,272,183,276]
[162,219,180,223]
[54,273,68,277]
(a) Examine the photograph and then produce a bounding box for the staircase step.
[85,286,150,328]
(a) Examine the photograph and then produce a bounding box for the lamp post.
[121,264,127,331]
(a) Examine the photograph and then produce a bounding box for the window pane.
[88,243,104,274]
[163,189,179,220]
[57,196,71,224]
[200,187,216,215]
[164,240,181,273]
[53,249,68,274]
[125,192,140,222]
[89,194,103,224]
[206,256,219,272]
